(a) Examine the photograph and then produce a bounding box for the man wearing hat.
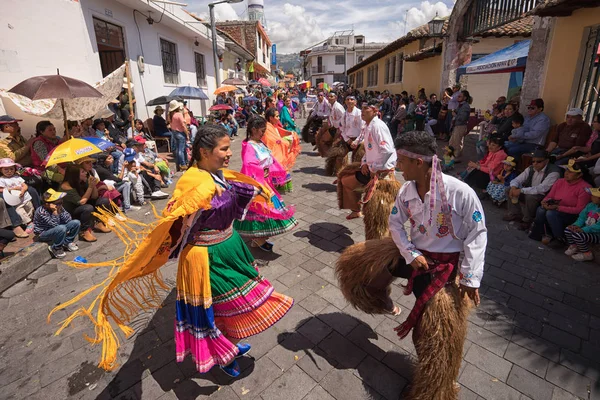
[338,100,396,219]
[547,108,592,165]
[0,115,33,167]
[33,189,81,259]
[505,98,551,160]
[505,147,561,230]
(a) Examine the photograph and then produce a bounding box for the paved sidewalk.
[0,129,599,400]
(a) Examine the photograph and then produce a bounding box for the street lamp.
[209,0,243,89]
[427,12,445,53]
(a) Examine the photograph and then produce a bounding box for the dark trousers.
[141,171,161,194]
[465,169,491,190]
[529,207,578,241]
[505,190,545,223]
[71,198,110,230]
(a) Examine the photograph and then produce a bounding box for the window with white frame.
[395,53,404,83]
[195,52,206,87]
[160,38,179,84]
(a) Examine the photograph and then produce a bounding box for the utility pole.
[344,46,348,84]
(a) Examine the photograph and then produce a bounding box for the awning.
[457,40,530,76]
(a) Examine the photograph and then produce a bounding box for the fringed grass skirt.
[175,230,293,373]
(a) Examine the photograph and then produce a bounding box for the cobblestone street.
[1,130,600,400]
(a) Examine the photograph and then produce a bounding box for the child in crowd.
[487,156,518,206]
[33,189,81,259]
[122,149,146,205]
[442,146,455,172]
[0,158,35,230]
[510,113,525,139]
[564,187,600,262]
[93,119,107,139]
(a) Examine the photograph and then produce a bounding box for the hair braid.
[188,124,229,167]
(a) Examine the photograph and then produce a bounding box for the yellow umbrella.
[44,138,103,167]
[214,85,238,95]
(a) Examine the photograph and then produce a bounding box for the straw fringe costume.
[234,140,297,238]
[48,167,293,373]
[336,160,486,399]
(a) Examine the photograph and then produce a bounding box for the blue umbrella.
[169,85,209,100]
[81,136,115,151]
[243,96,259,102]
[248,80,260,85]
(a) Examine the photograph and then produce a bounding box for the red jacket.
[479,149,507,177]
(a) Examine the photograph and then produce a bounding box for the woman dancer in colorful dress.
[48,125,294,378]
[264,108,300,193]
[234,116,298,252]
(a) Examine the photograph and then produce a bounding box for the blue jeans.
[530,207,578,241]
[172,131,187,168]
[117,181,131,210]
[39,220,81,249]
[504,142,538,160]
[111,149,124,173]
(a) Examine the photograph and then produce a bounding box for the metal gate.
[575,25,600,124]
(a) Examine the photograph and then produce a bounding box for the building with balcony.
[216,20,273,79]
[300,31,387,87]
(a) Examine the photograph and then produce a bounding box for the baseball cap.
[566,108,583,116]
[123,148,136,162]
[0,115,22,124]
[43,188,67,203]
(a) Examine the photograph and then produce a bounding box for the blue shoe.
[220,360,241,377]
[259,242,274,252]
[236,343,251,358]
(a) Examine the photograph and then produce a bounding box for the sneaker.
[572,251,594,262]
[48,245,66,259]
[220,360,241,378]
[124,205,141,212]
[64,242,79,252]
[564,245,578,256]
[236,343,251,358]
[25,223,34,234]
[151,190,169,199]
[114,214,127,222]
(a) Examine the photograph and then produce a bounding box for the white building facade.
[0,0,223,134]
[301,32,387,87]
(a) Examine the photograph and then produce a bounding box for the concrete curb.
[0,242,51,293]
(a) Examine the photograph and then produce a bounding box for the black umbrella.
[146,95,184,106]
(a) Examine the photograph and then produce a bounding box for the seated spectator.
[30,121,60,172]
[573,113,600,168]
[0,115,32,166]
[78,156,123,211]
[33,189,80,258]
[93,119,107,139]
[121,139,168,200]
[104,113,127,147]
[504,99,551,160]
[529,159,591,248]
[564,187,600,262]
[80,117,95,137]
[152,106,171,141]
[127,118,148,140]
[59,164,112,242]
[122,149,146,205]
[491,103,519,143]
[505,148,561,231]
[65,120,83,139]
[0,158,35,230]
[487,156,518,206]
[465,137,507,195]
[548,108,593,165]
[95,153,140,213]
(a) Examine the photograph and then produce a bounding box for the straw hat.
[43,188,67,203]
[77,156,96,164]
[560,159,582,173]
[154,105,164,113]
[586,188,600,197]
[168,100,181,112]
[122,77,134,89]
[502,156,516,167]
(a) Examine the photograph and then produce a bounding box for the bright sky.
[186,0,455,53]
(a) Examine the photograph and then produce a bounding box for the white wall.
[463,73,511,111]
[0,0,219,135]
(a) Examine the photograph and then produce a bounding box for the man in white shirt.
[302,92,331,145]
[505,148,561,230]
[390,130,486,398]
[338,100,396,219]
[325,95,364,176]
[316,92,345,157]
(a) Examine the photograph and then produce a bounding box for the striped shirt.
[33,206,72,235]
